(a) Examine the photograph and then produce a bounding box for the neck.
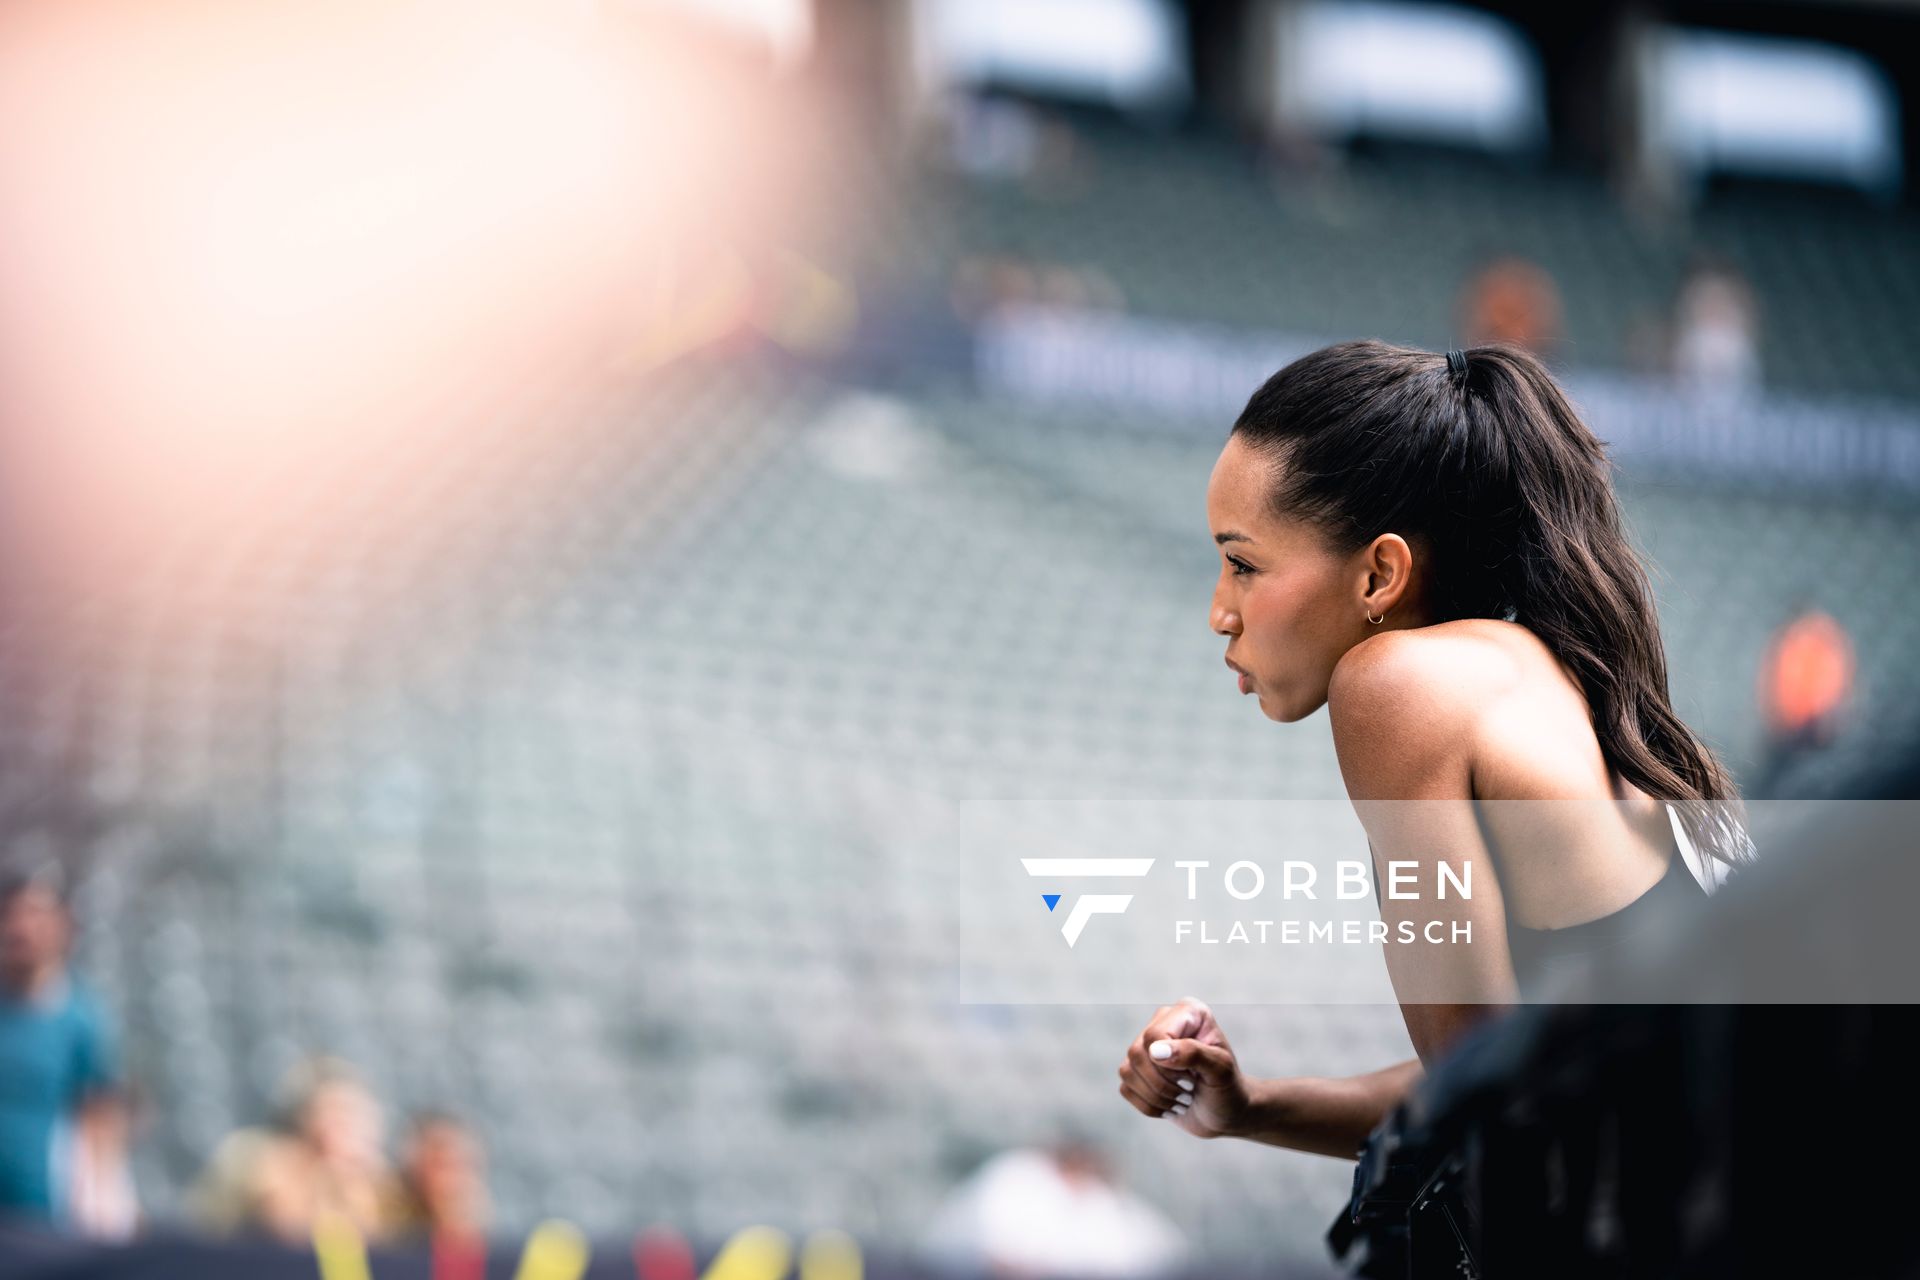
[1378,599,1440,633]
[3,961,61,1001]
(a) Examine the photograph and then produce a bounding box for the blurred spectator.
[1458,255,1563,356]
[942,95,1084,194]
[67,1082,140,1240]
[949,252,1125,323]
[388,1110,488,1243]
[0,867,133,1236]
[1671,253,1762,396]
[191,1056,401,1245]
[920,1137,1187,1278]
[1754,604,1855,797]
[950,253,1042,319]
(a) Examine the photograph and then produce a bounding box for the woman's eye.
[1227,557,1253,576]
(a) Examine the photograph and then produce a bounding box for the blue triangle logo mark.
[1042,894,1061,912]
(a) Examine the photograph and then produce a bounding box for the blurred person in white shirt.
[1672,253,1763,398]
[921,1136,1188,1279]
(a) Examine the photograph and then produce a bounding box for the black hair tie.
[1446,348,1469,381]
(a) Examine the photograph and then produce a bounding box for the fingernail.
[1149,1041,1173,1061]
[1178,1091,1193,1106]
[1171,1104,1189,1116]
[1177,1077,1195,1091]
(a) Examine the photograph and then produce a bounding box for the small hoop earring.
[1366,609,1385,625]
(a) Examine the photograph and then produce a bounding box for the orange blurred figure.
[1754,606,1855,796]
[1458,255,1563,356]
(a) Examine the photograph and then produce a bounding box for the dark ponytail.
[1232,339,1749,869]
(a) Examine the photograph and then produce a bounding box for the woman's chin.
[1253,686,1312,723]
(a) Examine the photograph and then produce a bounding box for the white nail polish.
[1178,1091,1193,1106]
[1177,1077,1195,1091]
[1171,1104,1189,1116]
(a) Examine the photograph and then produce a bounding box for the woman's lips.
[1238,673,1252,695]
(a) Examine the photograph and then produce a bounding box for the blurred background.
[0,0,1916,1274]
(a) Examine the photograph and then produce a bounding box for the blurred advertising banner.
[0,1224,1305,1280]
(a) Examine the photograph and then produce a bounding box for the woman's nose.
[1212,604,1240,636]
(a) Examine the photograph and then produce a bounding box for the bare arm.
[1221,1059,1423,1160]
[1329,635,1521,1060]
[1119,1000,1427,1162]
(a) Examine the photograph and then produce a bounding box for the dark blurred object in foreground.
[1330,750,1920,1277]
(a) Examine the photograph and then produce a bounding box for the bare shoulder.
[1329,618,1532,725]
[1327,619,1538,800]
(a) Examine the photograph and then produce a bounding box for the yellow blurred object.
[799,1228,863,1280]
[514,1219,592,1280]
[625,242,757,374]
[758,250,859,356]
[699,1224,794,1280]
[312,1211,373,1280]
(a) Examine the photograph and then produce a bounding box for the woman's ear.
[1359,533,1417,616]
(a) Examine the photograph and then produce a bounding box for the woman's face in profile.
[1205,435,1362,723]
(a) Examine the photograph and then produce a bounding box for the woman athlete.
[1115,340,1748,1160]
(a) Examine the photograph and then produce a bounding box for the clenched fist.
[1117,996,1251,1139]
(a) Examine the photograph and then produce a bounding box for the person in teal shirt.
[0,869,125,1229]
